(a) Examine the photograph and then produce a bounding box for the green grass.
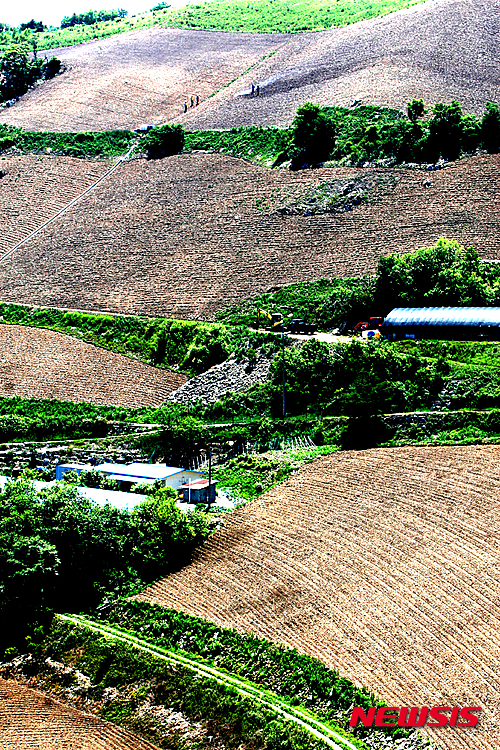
[185,125,292,166]
[0,0,423,54]
[166,0,423,33]
[0,125,137,157]
[212,445,339,500]
[0,10,170,53]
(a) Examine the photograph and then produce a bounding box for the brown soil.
[179,0,500,130]
[0,154,109,257]
[0,325,185,407]
[0,28,289,133]
[0,151,497,319]
[0,677,160,749]
[138,444,500,750]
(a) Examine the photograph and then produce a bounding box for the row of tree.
[292,99,500,166]
[61,8,128,28]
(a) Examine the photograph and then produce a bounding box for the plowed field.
[0,677,159,749]
[179,0,500,130]
[139,444,500,750]
[0,325,185,406]
[0,154,109,256]
[0,152,497,319]
[0,28,288,133]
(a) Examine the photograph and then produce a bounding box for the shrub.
[143,124,185,159]
[481,102,500,152]
[291,102,335,167]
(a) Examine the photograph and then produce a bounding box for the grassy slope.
[166,0,423,33]
[0,0,422,54]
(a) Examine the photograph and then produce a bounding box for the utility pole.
[208,448,212,503]
[282,322,286,417]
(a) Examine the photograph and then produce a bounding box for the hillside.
[138,444,500,750]
[0,154,110,256]
[0,152,497,319]
[0,677,160,750]
[0,325,186,407]
[177,0,500,130]
[0,28,288,133]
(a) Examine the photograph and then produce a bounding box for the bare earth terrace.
[0,325,185,407]
[0,27,289,133]
[138,444,500,750]
[178,0,500,130]
[0,677,160,750]
[0,154,110,257]
[0,152,497,319]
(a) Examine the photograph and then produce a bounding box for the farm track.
[0,152,497,318]
[179,0,500,130]
[0,676,160,749]
[58,613,359,750]
[0,28,289,133]
[138,444,500,750]
[0,325,185,407]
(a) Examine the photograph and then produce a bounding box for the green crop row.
[30,616,348,750]
[98,600,417,744]
[0,125,137,157]
[0,303,280,377]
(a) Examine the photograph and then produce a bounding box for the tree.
[143,124,185,159]
[0,50,42,100]
[406,98,425,123]
[290,102,335,167]
[426,101,477,161]
[481,102,500,153]
[19,19,45,32]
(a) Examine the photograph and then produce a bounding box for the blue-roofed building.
[95,462,204,491]
[382,307,500,341]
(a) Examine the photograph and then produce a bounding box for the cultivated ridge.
[179,0,500,130]
[138,444,500,750]
[0,152,497,319]
[0,677,160,749]
[0,27,289,133]
[0,325,186,407]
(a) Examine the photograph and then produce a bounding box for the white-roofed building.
[95,462,204,491]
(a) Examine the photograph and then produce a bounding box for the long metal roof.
[383,307,500,328]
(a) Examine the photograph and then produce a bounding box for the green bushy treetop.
[61,8,128,28]
[0,475,208,650]
[143,123,185,159]
[291,102,335,166]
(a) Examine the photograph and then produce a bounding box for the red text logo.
[349,706,481,728]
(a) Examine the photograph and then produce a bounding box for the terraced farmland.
[0,155,110,257]
[0,151,498,319]
[0,325,185,406]
[0,27,288,133]
[139,444,500,750]
[179,0,500,130]
[0,677,160,750]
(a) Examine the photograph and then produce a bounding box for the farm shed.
[382,307,500,340]
[178,479,217,504]
[95,462,204,490]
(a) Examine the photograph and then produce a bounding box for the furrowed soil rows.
[0,677,160,749]
[0,28,289,133]
[138,444,500,750]
[0,325,185,407]
[0,155,110,256]
[0,152,498,319]
[178,0,500,130]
